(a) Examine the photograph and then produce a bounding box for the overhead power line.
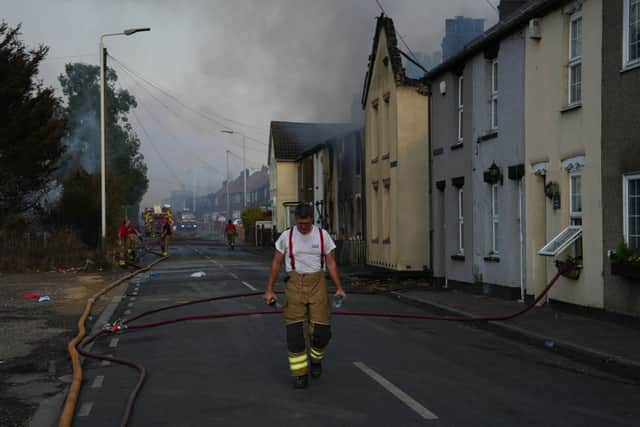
[108,54,269,143]
[373,0,426,71]
[129,107,186,190]
[111,60,266,159]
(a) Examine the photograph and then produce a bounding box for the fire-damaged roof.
[361,14,427,108]
[269,121,354,162]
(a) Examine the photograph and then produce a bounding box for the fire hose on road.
[61,268,569,427]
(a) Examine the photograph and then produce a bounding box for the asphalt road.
[72,241,640,427]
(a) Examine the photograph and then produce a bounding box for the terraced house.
[362,14,430,272]
[427,1,528,299]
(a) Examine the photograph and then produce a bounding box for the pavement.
[48,241,640,426]
[389,286,640,382]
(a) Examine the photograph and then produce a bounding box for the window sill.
[484,255,501,263]
[560,103,582,114]
[451,142,464,151]
[381,152,390,160]
[621,61,640,73]
[371,157,379,164]
[477,131,498,143]
[451,254,465,261]
[371,238,379,244]
[382,238,391,245]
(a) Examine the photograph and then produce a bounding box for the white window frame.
[490,184,499,254]
[568,13,583,105]
[623,173,640,250]
[624,0,640,68]
[490,60,499,130]
[539,226,583,256]
[569,172,583,220]
[457,76,464,142]
[458,188,464,255]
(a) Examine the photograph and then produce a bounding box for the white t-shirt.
[275,225,336,273]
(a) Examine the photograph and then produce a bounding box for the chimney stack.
[498,0,529,21]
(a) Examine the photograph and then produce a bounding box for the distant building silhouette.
[441,16,485,60]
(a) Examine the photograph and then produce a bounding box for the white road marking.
[124,310,131,315]
[353,361,438,420]
[77,402,93,417]
[91,375,104,388]
[229,272,239,279]
[130,297,136,301]
[241,281,257,291]
[128,303,134,308]
[109,338,119,348]
[101,355,113,367]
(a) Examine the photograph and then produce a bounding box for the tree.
[56,63,148,243]
[0,22,67,227]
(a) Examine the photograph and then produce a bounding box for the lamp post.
[225,150,231,221]
[221,130,247,209]
[99,27,150,248]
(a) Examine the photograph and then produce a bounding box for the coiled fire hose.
[65,269,566,427]
[58,252,169,427]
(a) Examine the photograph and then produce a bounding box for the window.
[624,174,640,250]
[539,226,583,256]
[570,173,583,222]
[568,13,582,105]
[569,172,583,257]
[625,0,640,66]
[458,188,464,254]
[490,184,499,254]
[457,76,464,142]
[491,60,499,130]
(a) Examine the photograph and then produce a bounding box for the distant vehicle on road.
[177,210,198,231]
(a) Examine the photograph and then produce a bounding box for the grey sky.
[1,0,497,206]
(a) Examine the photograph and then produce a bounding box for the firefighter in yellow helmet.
[160,219,172,256]
[264,203,346,389]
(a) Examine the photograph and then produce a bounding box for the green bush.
[611,241,640,266]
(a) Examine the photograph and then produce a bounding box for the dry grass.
[0,230,92,272]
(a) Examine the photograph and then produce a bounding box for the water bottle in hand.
[333,294,345,309]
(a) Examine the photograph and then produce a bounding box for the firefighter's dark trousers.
[161,235,170,255]
[284,271,331,377]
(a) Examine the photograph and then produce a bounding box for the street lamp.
[225,150,231,221]
[99,27,150,247]
[221,130,247,210]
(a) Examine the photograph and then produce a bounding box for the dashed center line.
[353,361,438,420]
[77,402,93,417]
[91,375,104,388]
[229,272,239,279]
[241,281,257,291]
[109,338,119,348]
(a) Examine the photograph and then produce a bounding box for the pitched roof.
[269,121,355,162]
[424,0,569,81]
[361,14,426,108]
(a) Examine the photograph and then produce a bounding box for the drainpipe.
[428,83,435,281]
[519,179,525,302]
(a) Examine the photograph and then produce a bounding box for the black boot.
[293,374,308,389]
[310,362,322,379]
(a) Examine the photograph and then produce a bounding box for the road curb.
[390,291,640,383]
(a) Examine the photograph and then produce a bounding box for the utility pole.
[226,150,231,221]
[98,27,150,249]
[192,169,197,213]
[221,130,247,209]
[243,133,247,209]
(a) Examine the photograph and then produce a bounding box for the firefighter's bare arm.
[326,251,346,298]
[264,250,284,304]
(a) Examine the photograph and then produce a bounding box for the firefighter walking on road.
[160,219,172,256]
[264,203,346,389]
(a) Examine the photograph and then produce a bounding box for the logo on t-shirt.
[311,244,319,249]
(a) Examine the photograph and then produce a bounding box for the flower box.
[555,259,582,280]
[611,262,640,281]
